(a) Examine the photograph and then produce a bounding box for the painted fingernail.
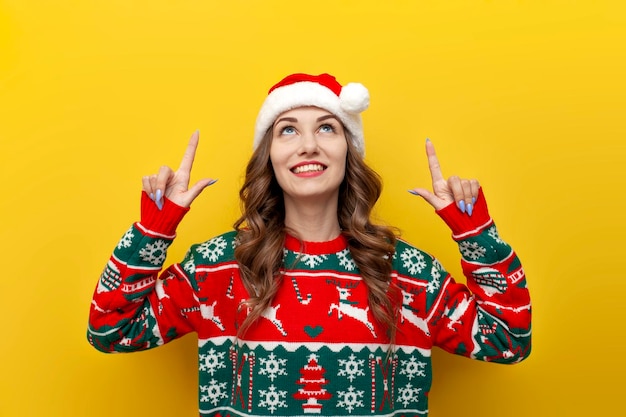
[467,202,473,216]
[208,179,218,186]
[425,137,431,143]
[472,196,476,205]
[155,189,163,210]
[458,200,466,213]
[408,190,419,196]
[149,192,155,201]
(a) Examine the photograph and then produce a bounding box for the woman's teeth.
[292,164,325,174]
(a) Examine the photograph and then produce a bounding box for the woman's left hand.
[409,139,480,215]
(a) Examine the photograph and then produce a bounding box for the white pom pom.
[340,82,369,113]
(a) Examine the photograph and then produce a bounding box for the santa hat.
[253,73,369,155]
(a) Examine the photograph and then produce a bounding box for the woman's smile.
[291,161,327,176]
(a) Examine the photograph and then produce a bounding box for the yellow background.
[1,0,624,416]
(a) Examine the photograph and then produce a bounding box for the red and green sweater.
[88,189,531,417]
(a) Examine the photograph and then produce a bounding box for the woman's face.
[269,106,348,205]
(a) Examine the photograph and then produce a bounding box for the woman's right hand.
[142,131,216,209]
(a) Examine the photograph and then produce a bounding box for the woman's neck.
[283,195,341,242]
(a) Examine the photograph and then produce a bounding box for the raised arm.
[87,132,217,352]
[408,139,531,363]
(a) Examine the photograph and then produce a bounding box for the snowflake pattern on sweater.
[88,190,531,417]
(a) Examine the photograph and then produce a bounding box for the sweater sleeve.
[87,192,201,353]
[428,188,531,363]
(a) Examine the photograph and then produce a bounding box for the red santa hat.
[253,73,370,155]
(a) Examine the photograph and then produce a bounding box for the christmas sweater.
[88,189,531,417]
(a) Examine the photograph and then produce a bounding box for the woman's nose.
[298,132,319,154]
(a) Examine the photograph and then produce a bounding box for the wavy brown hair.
[233,129,400,341]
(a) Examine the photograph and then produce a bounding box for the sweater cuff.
[435,188,492,239]
[138,191,190,236]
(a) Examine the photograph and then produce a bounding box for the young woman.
[88,73,531,417]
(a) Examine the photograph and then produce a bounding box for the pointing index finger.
[178,130,200,174]
[425,138,444,183]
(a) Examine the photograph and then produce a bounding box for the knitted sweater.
[88,190,531,417]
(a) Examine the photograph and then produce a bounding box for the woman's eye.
[281,126,296,135]
[319,124,334,133]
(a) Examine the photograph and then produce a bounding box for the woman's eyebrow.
[317,115,339,122]
[274,117,298,125]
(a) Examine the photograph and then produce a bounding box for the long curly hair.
[233,128,399,341]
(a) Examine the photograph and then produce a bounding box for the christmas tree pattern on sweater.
[88,190,531,417]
